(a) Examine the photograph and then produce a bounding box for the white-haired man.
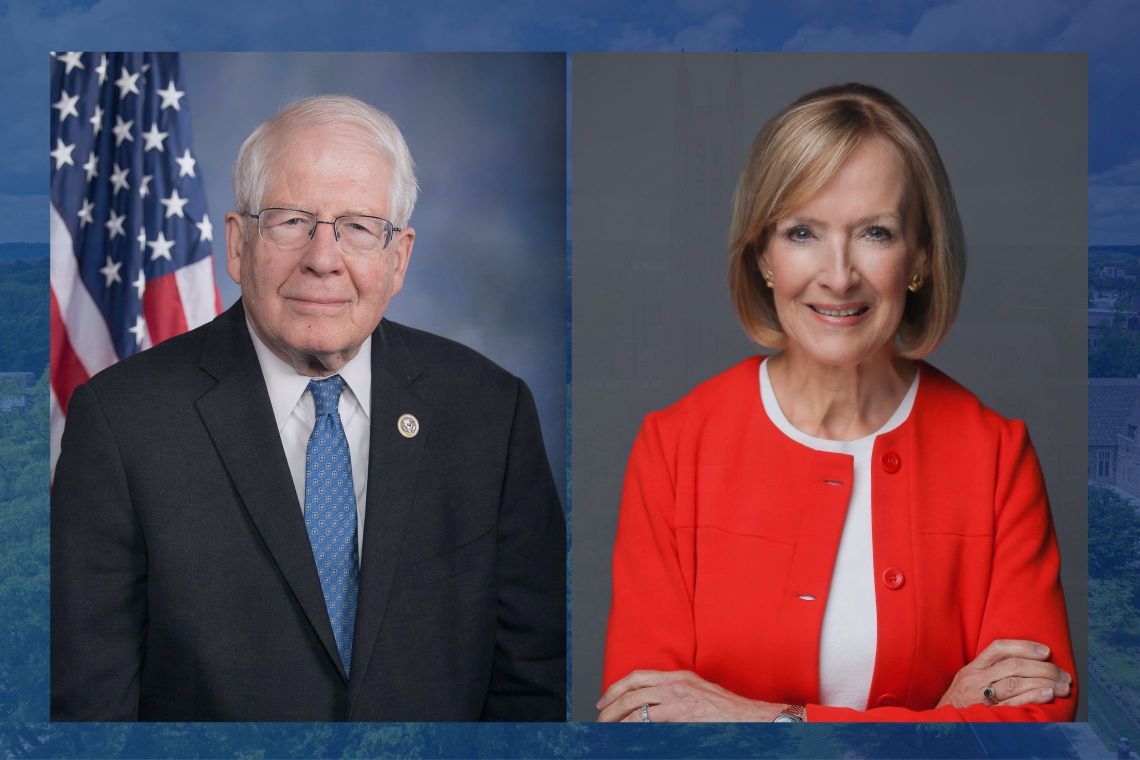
[52,96,566,721]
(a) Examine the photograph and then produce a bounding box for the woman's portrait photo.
[571,53,1086,722]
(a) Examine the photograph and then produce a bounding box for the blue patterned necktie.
[304,375,359,677]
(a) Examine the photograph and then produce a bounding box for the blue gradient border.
[2,0,1135,756]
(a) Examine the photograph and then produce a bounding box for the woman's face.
[759,136,927,370]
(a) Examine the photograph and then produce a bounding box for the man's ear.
[224,212,247,285]
[388,225,415,296]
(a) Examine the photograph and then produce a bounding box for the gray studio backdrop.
[571,53,1087,721]
[181,53,567,506]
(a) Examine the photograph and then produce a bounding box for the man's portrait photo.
[49,52,567,722]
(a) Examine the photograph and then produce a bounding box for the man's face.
[224,123,414,376]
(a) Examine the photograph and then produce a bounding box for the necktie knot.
[308,375,347,417]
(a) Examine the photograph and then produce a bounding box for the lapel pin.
[397,413,419,439]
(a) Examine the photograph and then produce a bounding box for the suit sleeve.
[51,382,146,721]
[807,420,1078,722]
[479,378,567,721]
[602,411,697,691]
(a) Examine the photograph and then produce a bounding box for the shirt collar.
[246,318,373,431]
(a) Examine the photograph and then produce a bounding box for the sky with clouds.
[6,0,1140,243]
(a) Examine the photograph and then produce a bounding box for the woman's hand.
[937,639,1073,708]
[597,670,784,722]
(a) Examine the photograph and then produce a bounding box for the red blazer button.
[876,693,899,707]
[882,568,905,590]
[880,451,901,473]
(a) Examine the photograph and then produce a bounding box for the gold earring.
[907,273,924,293]
[764,270,775,289]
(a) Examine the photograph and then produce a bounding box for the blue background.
[3,0,1138,756]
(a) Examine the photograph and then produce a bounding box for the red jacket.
[603,356,1077,721]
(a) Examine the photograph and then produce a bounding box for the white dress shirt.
[760,359,918,709]
[247,323,371,561]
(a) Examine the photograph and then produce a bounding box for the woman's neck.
[766,348,917,441]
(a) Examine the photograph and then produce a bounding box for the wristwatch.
[772,704,806,723]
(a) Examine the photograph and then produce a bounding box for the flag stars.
[196,214,213,242]
[112,115,134,147]
[147,230,175,261]
[89,104,104,136]
[128,315,147,346]
[53,90,80,123]
[77,198,95,227]
[115,66,140,100]
[99,255,123,287]
[161,188,189,219]
[53,58,216,362]
[110,163,130,195]
[82,153,98,182]
[142,123,168,152]
[50,138,76,169]
[105,209,126,239]
[57,51,85,74]
[157,80,185,111]
[175,148,196,178]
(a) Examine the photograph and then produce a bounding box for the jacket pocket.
[410,525,496,588]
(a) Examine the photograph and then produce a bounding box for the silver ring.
[982,684,997,704]
[640,703,651,723]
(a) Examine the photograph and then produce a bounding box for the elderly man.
[51,96,566,721]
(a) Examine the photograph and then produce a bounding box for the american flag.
[50,52,220,477]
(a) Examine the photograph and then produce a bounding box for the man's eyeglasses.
[247,208,402,255]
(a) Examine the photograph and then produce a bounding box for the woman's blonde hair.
[728,83,964,358]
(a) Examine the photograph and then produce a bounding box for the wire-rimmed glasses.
[248,207,402,254]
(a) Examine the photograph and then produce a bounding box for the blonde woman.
[599,83,1076,723]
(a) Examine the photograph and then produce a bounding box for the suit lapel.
[194,302,346,678]
[349,320,433,696]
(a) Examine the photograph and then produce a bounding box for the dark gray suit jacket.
[51,301,566,721]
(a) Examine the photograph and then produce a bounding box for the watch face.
[773,713,802,723]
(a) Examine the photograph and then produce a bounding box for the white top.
[248,323,371,561]
[759,358,919,709]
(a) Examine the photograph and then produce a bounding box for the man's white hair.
[233,94,419,227]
